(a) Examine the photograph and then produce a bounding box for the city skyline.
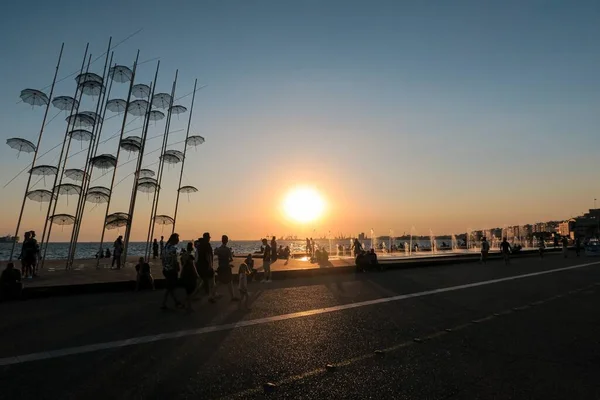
[1,1,599,241]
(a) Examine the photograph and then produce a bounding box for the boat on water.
[0,235,19,244]
[585,239,600,256]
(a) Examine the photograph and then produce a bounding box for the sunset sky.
[0,0,599,241]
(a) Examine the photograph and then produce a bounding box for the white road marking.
[1,261,598,367]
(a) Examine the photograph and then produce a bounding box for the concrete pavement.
[1,253,599,399]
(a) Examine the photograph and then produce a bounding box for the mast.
[144,70,178,260]
[172,78,198,233]
[94,51,140,268]
[66,38,113,268]
[39,45,90,270]
[9,43,64,261]
[121,61,161,263]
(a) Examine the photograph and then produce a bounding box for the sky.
[0,0,599,241]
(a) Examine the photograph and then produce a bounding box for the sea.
[0,238,446,261]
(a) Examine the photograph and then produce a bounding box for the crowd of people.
[151,233,286,312]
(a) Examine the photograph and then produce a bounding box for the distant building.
[573,209,600,238]
[558,219,576,237]
[358,232,365,241]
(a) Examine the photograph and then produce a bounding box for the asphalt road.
[1,253,600,399]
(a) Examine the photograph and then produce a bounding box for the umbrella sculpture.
[81,111,102,124]
[106,212,129,223]
[64,168,86,182]
[152,93,172,109]
[79,80,104,97]
[52,96,79,112]
[154,214,175,233]
[131,84,150,99]
[26,189,55,202]
[55,183,82,206]
[90,154,117,171]
[147,110,165,122]
[27,189,55,210]
[88,186,111,197]
[29,165,58,185]
[178,185,198,201]
[69,129,94,142]
[86,189,110,204]
[87,186,111,206]
[139,169,155,178]
[6,138,36,158]
[105,212,130,231]
[66,113,95,128]
[186,135,205,147]
[161,149,184,164]
[75,72,103,85]
[109,65,133,83]
[106,99,127,113]
[169,105,187,115]
[137,178,159,195]
[48,214,76,231]
[127,100,149,116]
[120,137,141,153]
[20,89,49,107]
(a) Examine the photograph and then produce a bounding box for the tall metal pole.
[144,70,178,260]
[9,43,65,261]
[39,45,90,269]
[122,61,161,263]
[95,51,140,268]
[172,78,197,233]
[66,38,113,267]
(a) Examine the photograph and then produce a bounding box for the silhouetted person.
[152,239,159,259]
[575,237,581,257]
[112,235,124,269]
[262,238,272,282]
[214,235,238,301]
[180,242,199,312]
[306,238,311,257]
[0,263,23,301]
[500,237,511,265]
[539,238,545,258]
[19,231,36,279]
[480,237,490,264]
[105,248,111,259]
[29,231,40,277]
[271,236,277,263]
[135,257,154,291]
[562,236,569,258]
[159,236,165,259]
[196,232,216,302]
[367,248,380,271]
[352,239,363,257]
[161,233,182,310]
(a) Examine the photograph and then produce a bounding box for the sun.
[283,187,325,223]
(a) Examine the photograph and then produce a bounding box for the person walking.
[500,237,512,265]
[159,236,165,259]
[161,233,183,310]
[271,236,278,263]
[29,231,40,277]
[261,238,272,283]
[180,242,199,312]
[196,232,216,303]
[112,235,124,269]
[152,239,159,259]
[480,237,490,264]
[214,235,238,301]
[352,238,363,257]
[561,236,569,258]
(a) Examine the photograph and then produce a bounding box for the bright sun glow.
[283,187,325,223]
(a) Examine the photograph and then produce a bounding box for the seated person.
[244,254,258,282]
[105,248,111,259]
[367,248,379,270]
[1,263,23,301]
[355,250,369,272]
[135,257,155,291]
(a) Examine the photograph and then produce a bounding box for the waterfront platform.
[16,248,561,298]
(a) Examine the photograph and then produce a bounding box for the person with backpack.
[161,233,183,310]
[480,237,490,264]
